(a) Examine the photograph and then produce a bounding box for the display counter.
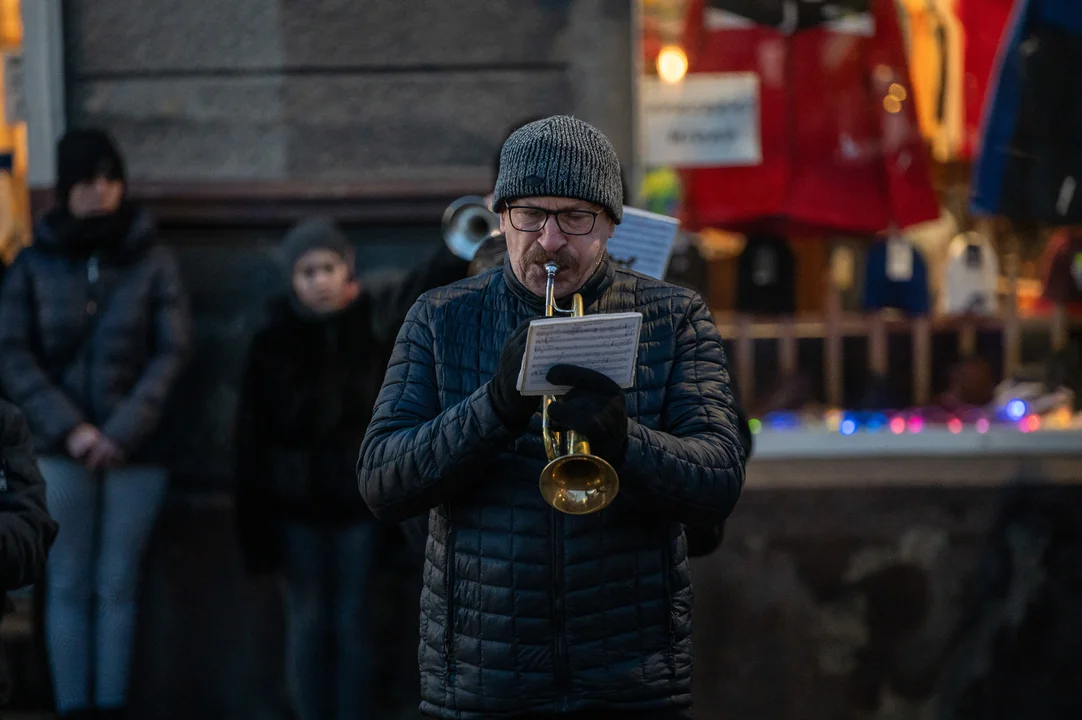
[746,427,1082,489]
[752,425,1082,459]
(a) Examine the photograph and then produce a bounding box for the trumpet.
[442,195,500,261]
[538,261,620,515]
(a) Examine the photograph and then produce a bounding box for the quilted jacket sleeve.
[621,293,745,525]
[0,255,86,446]
[0,400,58,591]
[357,297,516,522]
[101,247,192,453]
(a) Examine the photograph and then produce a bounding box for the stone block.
[281,70,571,180]
[64,0,286,73]
[64,0,572,74]
[69,78,289,180]
[278,0,569,68]
[68,71,570,182]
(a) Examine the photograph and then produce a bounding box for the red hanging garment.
[679,0,941,235]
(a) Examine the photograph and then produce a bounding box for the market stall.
[635,0,1082,456]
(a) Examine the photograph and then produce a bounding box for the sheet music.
[516,312,643,396]
[606,206,681,280]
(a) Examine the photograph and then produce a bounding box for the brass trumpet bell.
[442,195,500,261]
[539,445,619,515]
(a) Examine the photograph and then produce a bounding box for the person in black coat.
[234,216,467,720]
[0,398,59,707]
[0,128,191,720]
[358,115,746,719]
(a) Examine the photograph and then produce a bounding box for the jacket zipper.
[443,505,457,683]
[552,510,569,710]
[85,254,100,420]
[661,525,676,679]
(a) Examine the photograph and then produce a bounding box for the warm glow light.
[1020,415,1041,433]
[888,83,908,101]
[825,410,842,432]
[657,45,689,84]
[883,96,902,114]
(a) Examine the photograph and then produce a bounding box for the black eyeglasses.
[506,205,600,236]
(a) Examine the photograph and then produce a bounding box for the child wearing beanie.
[234,215,468,720]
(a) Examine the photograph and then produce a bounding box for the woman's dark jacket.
[0,205,191,459]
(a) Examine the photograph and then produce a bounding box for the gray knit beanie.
[280,216,355,274]
[492,115,624,224]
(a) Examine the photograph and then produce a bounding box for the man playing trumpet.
[358,115,745,719]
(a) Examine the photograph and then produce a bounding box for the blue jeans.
[39,457,169,712]
[281,521,378,720]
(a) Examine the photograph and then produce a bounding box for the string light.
[976,418,990,434]
[907,416,924,433]
[1005,399,1027,422]
[840,419,857,435]
[948,418,963,434]
[749,418,762,435]
[890,416,906,434]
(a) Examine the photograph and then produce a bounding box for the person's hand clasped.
[488,318,542,431]
[85,435,125,471]
[545,364,629,468]
[66,423,102,461]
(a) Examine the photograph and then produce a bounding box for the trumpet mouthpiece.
[545,261,559,276]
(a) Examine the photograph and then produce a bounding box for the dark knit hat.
[280,216,355,274]
[56,128,126,206]
[492,115,624,223]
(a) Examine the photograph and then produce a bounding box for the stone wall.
[62,0,635,186]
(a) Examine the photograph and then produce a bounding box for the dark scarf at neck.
[49,202,136,257]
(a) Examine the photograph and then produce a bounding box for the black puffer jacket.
[0,205,190,458]
[359,257,745,718]
[0,398,58,706]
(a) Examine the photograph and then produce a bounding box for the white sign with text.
[641,72,762,168]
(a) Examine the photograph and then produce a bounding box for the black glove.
[488,319,541,431]
[545,364,628,469]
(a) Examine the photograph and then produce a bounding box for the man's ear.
[499,211,508,234]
